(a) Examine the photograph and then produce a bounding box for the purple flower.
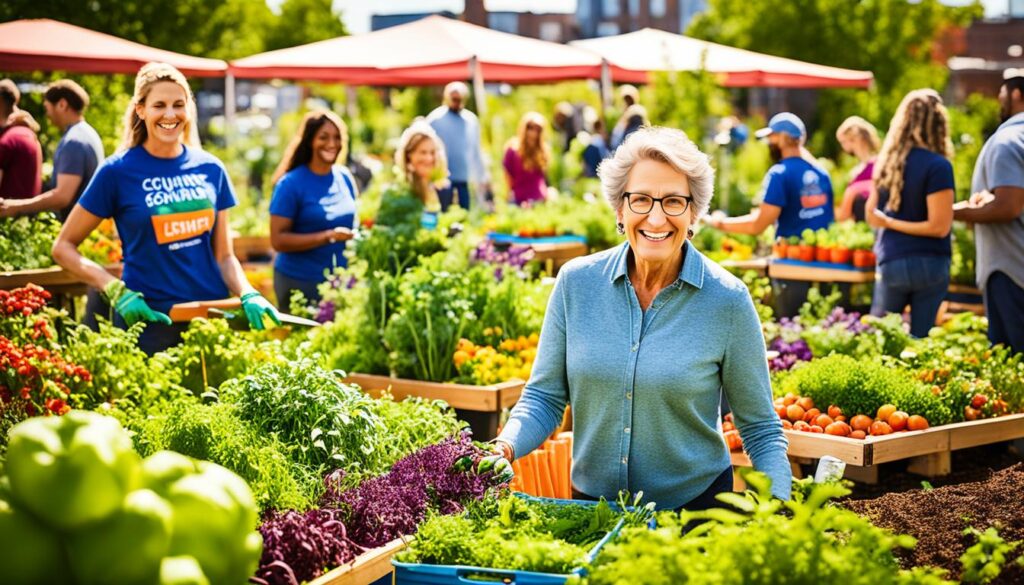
[254,508,361,585]
[315,300,336,323]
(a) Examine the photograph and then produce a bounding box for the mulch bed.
[843,462,1024,584]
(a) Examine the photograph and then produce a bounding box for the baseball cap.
[755,112,806,140]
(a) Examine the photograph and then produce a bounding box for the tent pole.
[470,55,486,118]
[600,59,613,117]
[224,72,236,148]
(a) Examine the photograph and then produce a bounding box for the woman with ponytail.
[866,89,955,337]
[52,62,279,354]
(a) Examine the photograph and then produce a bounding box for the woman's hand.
[869,207,892,230]
[240,291,282,331]
[323,226,354,244]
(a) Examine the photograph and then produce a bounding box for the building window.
[488,13,518,35]
[651,0,667,18]
[539,22,563,42]
[597,21,621,36]
[602,0,620,18]
[629,0,640,17]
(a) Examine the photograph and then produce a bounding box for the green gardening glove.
[105,281,172,326]
[240,291,281,331]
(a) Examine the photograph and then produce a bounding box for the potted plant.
[786,235,802,260]
[814,228,832,262]
[798,228,816,262]
[851,233,874,268]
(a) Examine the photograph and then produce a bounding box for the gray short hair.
[598,126,715,219]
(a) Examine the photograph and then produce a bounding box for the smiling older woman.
[493,127,791,509]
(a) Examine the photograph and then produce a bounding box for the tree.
[687,0,983,155]
[263,0,348,52]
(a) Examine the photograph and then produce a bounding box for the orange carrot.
[517,451,538,495]
[554,439,572,498]
[533,450,556,498]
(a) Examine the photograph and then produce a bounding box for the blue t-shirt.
[759,157,835,238]
[269,165,357,282]
[78,145,236,312]
[875,147,954,265]
[54,120,105,221]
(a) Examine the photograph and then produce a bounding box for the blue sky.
[268,1,1012,34]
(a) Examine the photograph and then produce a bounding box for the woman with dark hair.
[269,110,358,310]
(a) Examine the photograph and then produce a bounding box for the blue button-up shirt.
[498,241,791,508]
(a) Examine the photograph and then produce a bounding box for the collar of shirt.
[999,112,1024,130]
[607,240,705,290]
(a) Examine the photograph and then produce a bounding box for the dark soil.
[843,462,1024,584]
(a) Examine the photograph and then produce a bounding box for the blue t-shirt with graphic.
[269,165,357,282]
[875,147,954,265]
[759,157,834,238]
[78,145,236,312]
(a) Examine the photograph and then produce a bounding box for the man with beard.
[954,71,1024,354]
[709,112,835,316]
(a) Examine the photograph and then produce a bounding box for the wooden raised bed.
[232,235,274,262]
[731,413,1024,482]
[309,538,406,585]
[530,241,589,274]
[0,264,122,291]
[345,373,525,440]
[768,261,875,284]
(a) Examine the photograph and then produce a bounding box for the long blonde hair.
[836,115,881,154]
[271,110,348,185]
[507,111,551,173]
[121,62,200,151]
[394,120,448,204]
[873,89,952,212]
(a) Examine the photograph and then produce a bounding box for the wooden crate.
[345,373,525,440]
[767,261,875,284]
[530,241,588,274]
[731,413,1024,479]
[309,538,405,585]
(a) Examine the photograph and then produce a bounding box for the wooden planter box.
[768,261,875,283]
[232,235,274,262]
[309,538,406,585]
[530,241,589,274]
[0,264,122,291]
[345,373,525,440]
[731,413,1024,482]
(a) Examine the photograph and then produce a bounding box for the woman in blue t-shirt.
[269,110,358,311]
[866,89,955,337]
[52,62,280,354]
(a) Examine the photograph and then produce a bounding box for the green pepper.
[0,497,70,585]
[160,556,211,585]
[5,410,141,530]
[66,489,172,585]
[142,451,262,585]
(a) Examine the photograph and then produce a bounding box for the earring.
[687,228,694,238]
[616,223,625,235]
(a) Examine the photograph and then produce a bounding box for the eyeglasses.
[622,192,692,216]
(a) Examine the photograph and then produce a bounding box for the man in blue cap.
[708,112,835,316]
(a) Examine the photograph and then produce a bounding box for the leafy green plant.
[0,214,61,271]
[220,359,383,474]
[960,526,1024,584]
[582,471,952,584]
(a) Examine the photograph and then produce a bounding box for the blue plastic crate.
[392,495,624,585]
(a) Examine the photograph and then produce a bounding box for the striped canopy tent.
[571,28,873,89]
[0,18,227,77]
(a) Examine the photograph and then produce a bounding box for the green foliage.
[369,393,467,476]
[647,66,731,146]
[262,0,346,53]
[219,359,383,474]
[62,320,182,412]
[951,223,978,286]
[583,471,952,585]
[130,398,320,513]
[355,187,446,276]
[960,526,1024,584]
[781,354,954,424]
[488,194,621,253]
[948,94,1002,202]
[399,495,623,575]
[154,318,288,395]
[0,214,61,271]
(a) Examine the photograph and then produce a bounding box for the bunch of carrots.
[508,431,573,499]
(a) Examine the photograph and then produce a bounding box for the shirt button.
[631,344,639,352]
[621,457,628,464]
[624,427,631,434]
[626,392,632,400]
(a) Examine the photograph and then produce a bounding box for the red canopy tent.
[0,18,227,77]
[571,28,873,89]
[228,15,604,85]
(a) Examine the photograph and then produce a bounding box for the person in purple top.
[835,116,880,223]
[866,89,955,337]
[502,112,550,207]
